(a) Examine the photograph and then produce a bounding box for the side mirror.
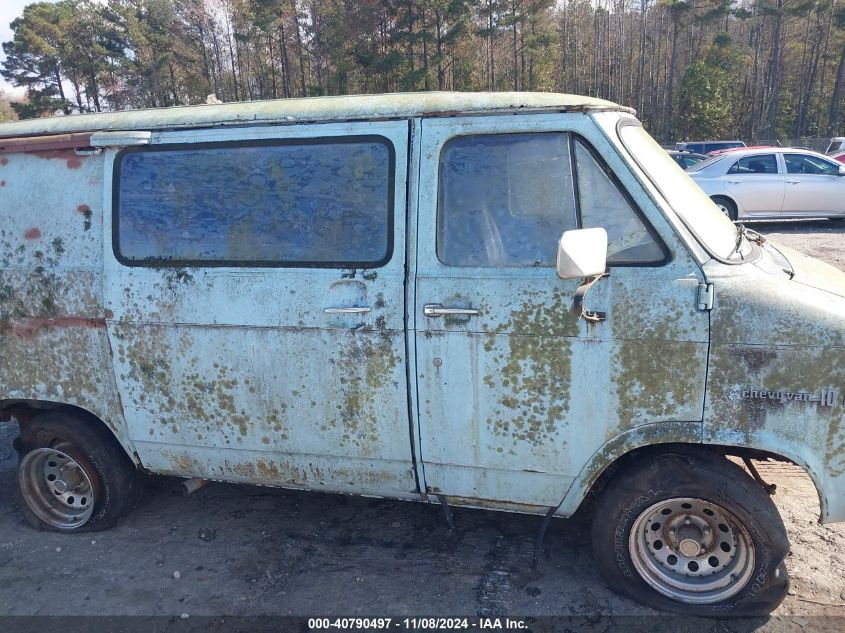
[556,227,608,279]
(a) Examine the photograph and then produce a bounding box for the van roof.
[0,92,630,140]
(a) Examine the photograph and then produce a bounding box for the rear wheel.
[591,450,789,616]
[711,196,738,221]
[16,411,138,532]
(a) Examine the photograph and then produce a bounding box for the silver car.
[688,148,845,220]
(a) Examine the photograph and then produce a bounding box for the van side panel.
[0,150,136,458]
[102,122,418,497]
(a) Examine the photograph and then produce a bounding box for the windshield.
[618,124,746,261]
[686,155,727,173]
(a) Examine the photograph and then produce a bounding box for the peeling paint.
[703,250,845,522]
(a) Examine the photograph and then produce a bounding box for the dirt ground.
[1,220,845,629]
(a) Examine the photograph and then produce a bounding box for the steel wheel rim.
[19,447,95,529]
[628,497,755,604]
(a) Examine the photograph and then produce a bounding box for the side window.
[115,137,394,267]
[727,155,778,175]
[574,139,666,264]
[784,154,839,176]
[437,133,577,267]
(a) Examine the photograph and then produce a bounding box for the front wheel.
[711,196,738,221]
[591,450,789,616]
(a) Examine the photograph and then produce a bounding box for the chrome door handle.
[424,303,480,318]
[324,306,371,314]
[786,180,801,185]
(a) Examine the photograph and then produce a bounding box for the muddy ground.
[1,220,844,630]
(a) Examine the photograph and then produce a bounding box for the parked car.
[832,149,845,164]
[3,92,845,617]
[826,137,845,154]
[675,140,746,154]
[688,147,845,220]
[707,145,773,156]
[666,149,708,169]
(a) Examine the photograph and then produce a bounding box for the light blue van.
[1,92,843,616]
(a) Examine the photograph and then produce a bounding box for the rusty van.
[1,92,844,616]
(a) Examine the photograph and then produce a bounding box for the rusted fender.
[555,421,703,517]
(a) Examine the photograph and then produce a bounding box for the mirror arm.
[571,273,608,324]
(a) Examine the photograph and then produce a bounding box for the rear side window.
[437,132,666,267]
[784,154,840,176]
[727,155,778,175]
[114,137,394,267]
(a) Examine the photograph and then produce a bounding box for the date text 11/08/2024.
[308,618,529,630]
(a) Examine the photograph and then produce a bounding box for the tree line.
[2,0,844,142]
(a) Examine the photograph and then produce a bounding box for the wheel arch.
[558,423,826,523]
[0,399,140,468]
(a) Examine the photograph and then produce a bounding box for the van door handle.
[727,180,742,184]
[324,306,371,314]
[424,304,480,318]
[786,180,801,185]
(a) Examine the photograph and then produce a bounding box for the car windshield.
[685,155,727,173]
[618,125,746,261]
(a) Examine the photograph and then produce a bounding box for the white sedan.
[687,148,845,220]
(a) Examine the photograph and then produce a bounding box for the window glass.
[727,155,778,175]
[574,140,665,264]
[437,133,577,267]
[116,138,393,266]
[618,124,740,261]
[784,154,839,175]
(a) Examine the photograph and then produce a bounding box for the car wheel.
[711,196,738,221]
[591,450,789,616]
[17,411,138,532]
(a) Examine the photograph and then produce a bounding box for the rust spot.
[0,157,7,166]
[104,309,114,319]
[28,149,85,170]
[0,316,107,340]
[23,227,41,240]
[0,181,5,187]
[76,204,92,217]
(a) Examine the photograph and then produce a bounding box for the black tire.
[16,410,138,532]
[591,449,789,617]
[711,196,738,221]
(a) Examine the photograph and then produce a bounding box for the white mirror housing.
[556,227,608,279]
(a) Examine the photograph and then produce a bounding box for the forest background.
[0,0,843,145]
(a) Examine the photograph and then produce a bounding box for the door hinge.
[697,283,714,311]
